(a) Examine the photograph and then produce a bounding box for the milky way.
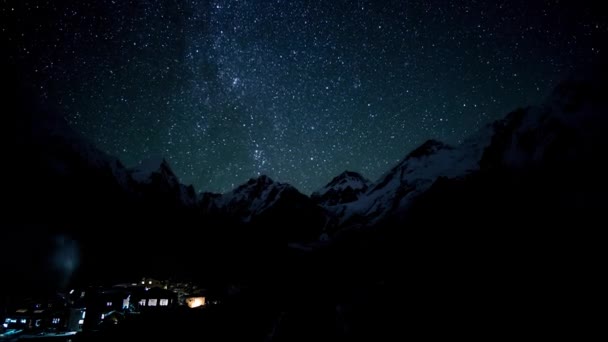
[4,0,606,194]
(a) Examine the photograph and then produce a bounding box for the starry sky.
[4,0,606,194]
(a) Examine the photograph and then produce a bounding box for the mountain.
[129,156,197,207]
[202,175,326,242]
[315,65,608,235]
[402,64,608,228]
[317,130,492,232]
[6,60,607,340]
[4,76,206,288]
[275,66,608,342]
[311,171,371,206]
[214,175,295,222]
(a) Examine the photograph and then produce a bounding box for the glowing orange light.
[186,297,205,308]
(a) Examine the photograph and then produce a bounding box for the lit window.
[20,319,27,324]
[186,297,205,308]
[82,311,86,319]
[78,319,84,325]
[138,299,146,306]
[52,318,60,324]
[148,299,157,306]
[159,299,169,306]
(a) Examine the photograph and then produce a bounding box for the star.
[5,0,606,194]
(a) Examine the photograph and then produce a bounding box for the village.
[0,278,217,341]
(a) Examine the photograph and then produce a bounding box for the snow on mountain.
[325,127,494,228]
[321,66,608,232]
[209,175,299,222]
[196,175,326,241]
[483,69,608,172]
[129,156,197,206]
[311,171,371,206]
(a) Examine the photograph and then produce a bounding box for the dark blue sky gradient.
[4,0,606,194]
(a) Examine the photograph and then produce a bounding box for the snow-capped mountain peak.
[404,139,452,159]
[311,171,371,206]
[320,171,371,193]
[216,175,297,222]
[323,131,493,229]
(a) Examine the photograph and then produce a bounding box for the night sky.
[4,0,606,194]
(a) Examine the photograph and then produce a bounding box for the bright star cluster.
[4,0,606,194]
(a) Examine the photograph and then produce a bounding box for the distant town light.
[186,297,205,308]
